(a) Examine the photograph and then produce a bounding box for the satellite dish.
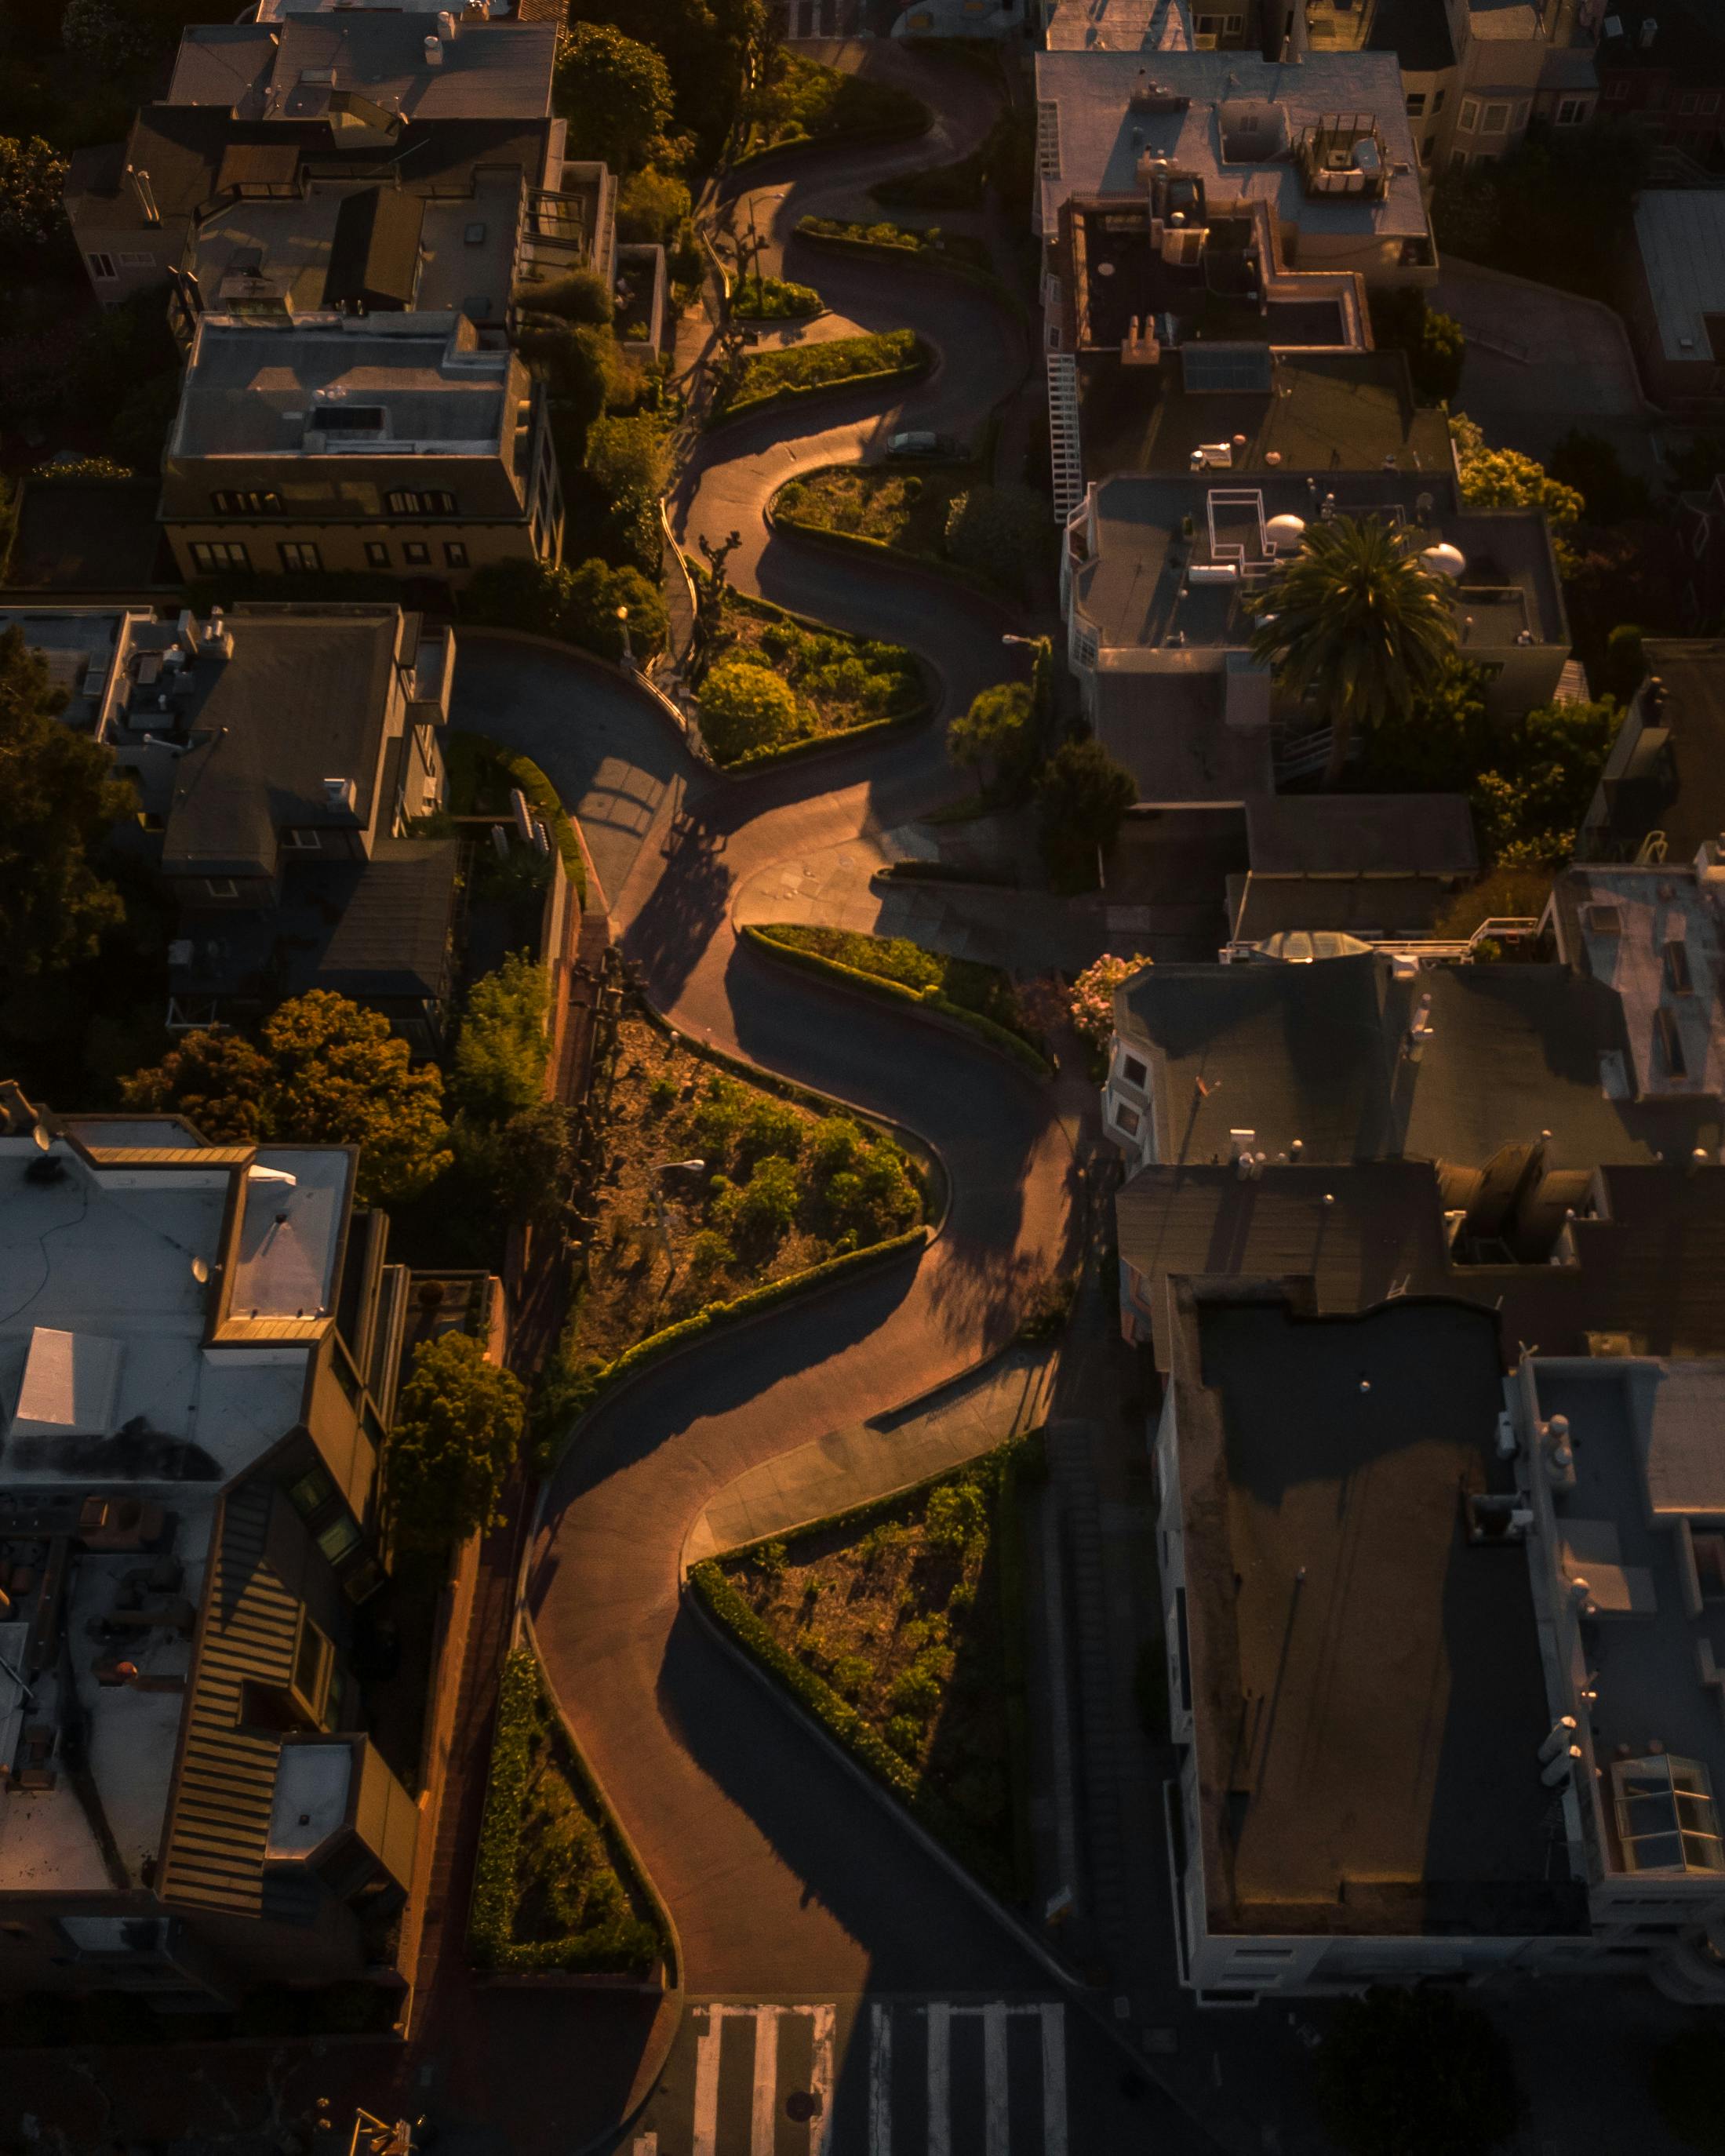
[1421,542,1468,579]
[1265,513,1308,547]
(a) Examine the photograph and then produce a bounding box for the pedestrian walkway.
[684,1347,1056,1565]
[633,1997,1070,2156]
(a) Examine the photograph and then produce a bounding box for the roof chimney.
[423,31,444,63]
[1639,13,1658,44]
[322,776,357,814]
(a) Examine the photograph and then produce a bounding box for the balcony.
[1293,115,1392,202]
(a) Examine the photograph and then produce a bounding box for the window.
[1193,12,1243,28]
[292,1613,335,1726]
[403,541,431,566]
[1614,1754,1725,1872]
[281,828,322,853]
[1174,1586,1192,1714]
[204,878,238,900]
[278,541,321,572]
[1121,1053,1148,1089]
[1605,76,1629,100]
[1450,149,1469,172]
[1405,92,1426,117]
[384,489,457,517]
[86,251,116,280]
[1656,1005,1688,1079]
[443,540,469,569]
[1482,103,1509,133]
[1557,96,1589,125]
[287,1467,337,1519]
[188,541,249,573]
[1681,91,1700,115]
[1458,97,1479,132]
[1036,100,1061,180]
[1432,87,1445,113]
[1704,94,1721,116]
[117,249,156,270]
[1423,133,1437,162]
[210,489,282,516]
[1113,1100,1141,1137]
[364,541,391,569]
[1512,100,1530,130]
[316,1513,362,1565]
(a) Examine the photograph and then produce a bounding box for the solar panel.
[1181,342,1273,394]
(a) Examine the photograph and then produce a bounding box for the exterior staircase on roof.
[1047,353,1084,522]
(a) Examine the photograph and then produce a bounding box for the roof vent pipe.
[424,31,444,62]
[1539,1715,1579,1763]
[1541,1744,1584,1787]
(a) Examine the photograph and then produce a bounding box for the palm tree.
[1246,514,1458,787]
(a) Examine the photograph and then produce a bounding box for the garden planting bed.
[731,275,824,322]
[554,1009,932,1383]
[468,1651,666,1979]
[690,1432,1043,1897]
[795,216,992,276]
[707,329,930,427]
[771,461,977,562]
[699,592,930,767]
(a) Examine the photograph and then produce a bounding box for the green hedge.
[708,331,931,428]
[722,706,927,772]
[468,1651,663,1975]
[740,925,1050,1078]
[453,731,587,906]
[731,275,824,321]
[766,503,1006,600]
[536,1227,931,1466]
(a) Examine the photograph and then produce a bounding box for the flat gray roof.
[169,14,555,121]
[1634,191,1725,365]
[1246,793,1479,878]
[171,315,511,457]
[1176,1290,1585,1936]
[1035,49,1428,240]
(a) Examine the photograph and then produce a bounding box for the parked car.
[886,431,960,460]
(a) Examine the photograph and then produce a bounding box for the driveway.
[1435,260,1661,479]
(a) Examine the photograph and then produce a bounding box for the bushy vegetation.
[386,1330,526,1551]
[710,328,926,423]
[460,558,668,662]
[696,607,924,764]
[1036,740,1137,894]
[469,1651,664,1974]
[741,52,926,158]
[1429,117,1647,301]
[1367,287,1465,405]
[731,274,823,320]
[697,1431,1043,1895]
[773,467,1043,602]
[797,215,992,273]
[554,23,675,174]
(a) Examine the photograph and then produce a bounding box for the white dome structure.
[1265,514,1307,550]
[1421,541,1468,579]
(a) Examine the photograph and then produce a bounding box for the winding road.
[449,48,1205,2140]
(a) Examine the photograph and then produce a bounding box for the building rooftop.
[1121,1157,1725,1368]
[1633,192,1725,368]
[1174,1290,1585,1937]
[0,608,155,745]
[156,609,402,878]
[167,14,555,122]
[1035,49,1429,245]
[1245,792,1478,877]
[1072,474,1564,658]
[1092,669,1276,802]
[1115,950,1724,1165]
[1584,643,1725,866]
[1077,348,1453,484]
[168,313,515,460]
[1044,0,1192,49]
[1548,863,1725,1104]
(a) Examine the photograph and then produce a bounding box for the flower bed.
[731,274,824,322]
[697,591,930,766]
[707,329,930,427]
[690,1431,1043,1898]
[795,216,992,276]
[468,1651,665,1976]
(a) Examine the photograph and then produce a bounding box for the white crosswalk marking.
[810,2001,836,2156]
[983,2004,1010,2156]
[691,2009,722,2156]
[868,2004,893,2156]
[751,2005,781,2156]
[1040,2004,1068,2156]
[926,2001,952,2156]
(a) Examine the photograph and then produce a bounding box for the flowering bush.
[0,137,68,255]
[62,0,155,71]
[1068,953,1152,1049]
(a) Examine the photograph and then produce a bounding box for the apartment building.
[159,312,562,584]
[1625,191,1725,416]
[1596,4,1725,179]
[0,1089,421,2006]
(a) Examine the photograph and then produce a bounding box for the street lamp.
[616,603,634,667]
[1001,633,1043,650]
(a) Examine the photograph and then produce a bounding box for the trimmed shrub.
[698,657,807,762]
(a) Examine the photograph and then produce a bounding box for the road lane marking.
[983,2005,1009,2156]
[1040,2005,1068,2156]
[926,2001,951,2156]
[751,2005,781,2156]
[810,2001,836,2155]
[869,2005,892,2156]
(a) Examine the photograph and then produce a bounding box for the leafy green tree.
[118,1031,271,1142]
[0,627,129,991]
[555,24,674,173]
[1250,514,1458,785]
[941,484,1046,597]
[1316,1986,1520,2156]
[712,1153,800,1243]
[260,994,450,1203]
[737,1098,803,1165]
[452,1099,577,1234]
[386,1330,526,1549]
[617,168,692,245]
[1035,738,1137,893]
[460,558,567,635]
[947,680,1035,790]
[451,951,549,1123]
[698,656,805,762]
[0,136,67,259]
[565,559,667,660]
[1470,696,1620,866]
[513,267,613,326]
[1601,621,1646,703]
[584,413,670,507]
[1451,413,1584,530]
